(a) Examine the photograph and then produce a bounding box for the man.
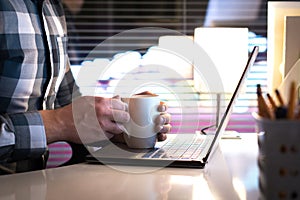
[0,0,171,174]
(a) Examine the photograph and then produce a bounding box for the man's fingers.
[158,101,168,112]
[156,113,171,125]
[156,124,172,133]
[103,121,125,135]
[157,133,167,141]
[110,109,130,123]
[110,98,128,111]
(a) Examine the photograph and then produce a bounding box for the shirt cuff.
[8,111,47,161]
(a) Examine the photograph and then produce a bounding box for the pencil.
[257,84,273,119]
[287,81,296,119]
[266,92,288,119]
[266,93,277,110]
[275,89,285,107]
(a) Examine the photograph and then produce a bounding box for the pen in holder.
[253,113,300,200]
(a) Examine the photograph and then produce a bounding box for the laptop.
[86,46,259,168]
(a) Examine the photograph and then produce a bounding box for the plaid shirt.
[0,0,80,171]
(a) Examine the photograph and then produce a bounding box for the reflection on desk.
[0,134,259,200]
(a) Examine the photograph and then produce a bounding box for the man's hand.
[110,99,171,144]
[127,91,171,141]
[156,101,171,141]
[41,93,171,145]
[40,96,130,144]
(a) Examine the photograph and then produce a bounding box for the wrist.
[40,109,68,143]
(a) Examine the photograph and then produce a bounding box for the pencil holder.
[253,113,300,200]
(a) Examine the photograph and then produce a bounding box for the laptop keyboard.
[142,134,208,160]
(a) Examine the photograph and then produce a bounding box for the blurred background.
[48,0,270,167]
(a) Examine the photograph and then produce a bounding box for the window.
[63,0,209,64]
[63,0,267,133]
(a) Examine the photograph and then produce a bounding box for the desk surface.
[0,134,259,200]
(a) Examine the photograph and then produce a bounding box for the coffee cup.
[121,94,160,148]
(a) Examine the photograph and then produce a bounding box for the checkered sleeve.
[0,112,47,162]
[54,62,82,108]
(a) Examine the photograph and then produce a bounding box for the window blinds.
[63,0,267,133]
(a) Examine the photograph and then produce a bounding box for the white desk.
[0,134,259,200]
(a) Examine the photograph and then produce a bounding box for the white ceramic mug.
[121,95,160,148]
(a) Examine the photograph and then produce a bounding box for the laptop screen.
[202,46,259,162]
